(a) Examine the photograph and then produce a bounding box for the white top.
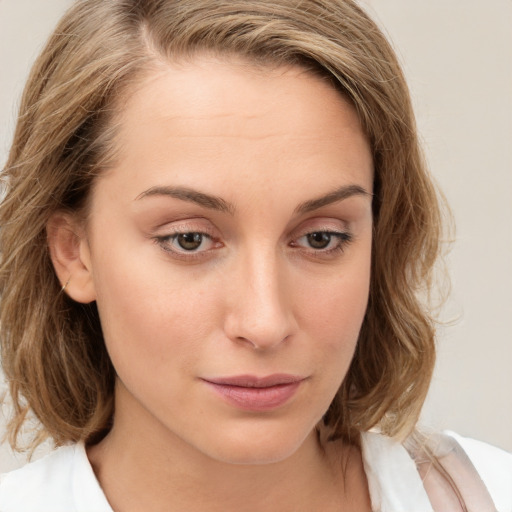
[0,431,511,512]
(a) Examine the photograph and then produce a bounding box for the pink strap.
[406,433,497,512]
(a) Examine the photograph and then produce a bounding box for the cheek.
[294,255,371,386]
[298,261,370,342]
[282,267,370,425]
[90,247,221,382]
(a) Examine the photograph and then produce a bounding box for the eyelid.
[151,216,214,231]
[290,217,350,239]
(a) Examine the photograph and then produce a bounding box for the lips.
[202,374,305,411]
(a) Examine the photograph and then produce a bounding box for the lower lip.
[204,381,302,412]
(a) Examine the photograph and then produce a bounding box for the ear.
[47,212,97,303]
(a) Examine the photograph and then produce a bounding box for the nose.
[223,248,296,350]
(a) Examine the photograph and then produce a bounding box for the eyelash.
[153,229,353,261]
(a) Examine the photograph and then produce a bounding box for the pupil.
[307,232,331,249]
[177,233,203,251]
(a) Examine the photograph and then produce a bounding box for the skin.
[49,57,374,512]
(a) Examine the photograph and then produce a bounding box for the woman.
[0,1,510,511]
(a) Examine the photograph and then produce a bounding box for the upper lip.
[202,374,305,388]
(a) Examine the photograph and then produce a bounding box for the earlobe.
[47,212,97,303]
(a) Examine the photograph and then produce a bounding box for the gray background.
[1,0,511,471]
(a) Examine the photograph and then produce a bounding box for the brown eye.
[156,230,220,258]
[306,232,332,249]
[292,230,352,255]
[177,233,204,251]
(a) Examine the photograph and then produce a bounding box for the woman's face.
[80,57,373,464]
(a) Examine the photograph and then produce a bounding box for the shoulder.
[445,430,512,510]
[0,444,77,511]
[361,431,434,511]
[360,430,512,512]
[0,443,112,512]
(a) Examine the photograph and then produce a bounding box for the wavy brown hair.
[1,0,445,451]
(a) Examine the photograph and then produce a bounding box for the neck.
[87,387,370,512]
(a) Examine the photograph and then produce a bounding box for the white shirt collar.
[361,431,433,512]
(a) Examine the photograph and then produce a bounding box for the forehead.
[116,56,365,136]
[95,56,373,206]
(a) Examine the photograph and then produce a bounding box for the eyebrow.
[135,183,372,215]
[135,186,235,215]
[294,184,372,214]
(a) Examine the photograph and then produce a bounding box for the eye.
[157,231,217,254]
[293,230,352,253]
[175,232,206,251]
[305,232,334,249]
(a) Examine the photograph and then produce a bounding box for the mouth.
[201,374,305,411]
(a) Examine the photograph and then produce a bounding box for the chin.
[199,421,317,466]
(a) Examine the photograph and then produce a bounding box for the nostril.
[233,333,291,351]
[224,301,295,350]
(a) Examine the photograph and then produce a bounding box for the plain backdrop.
[1,0,511,472]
